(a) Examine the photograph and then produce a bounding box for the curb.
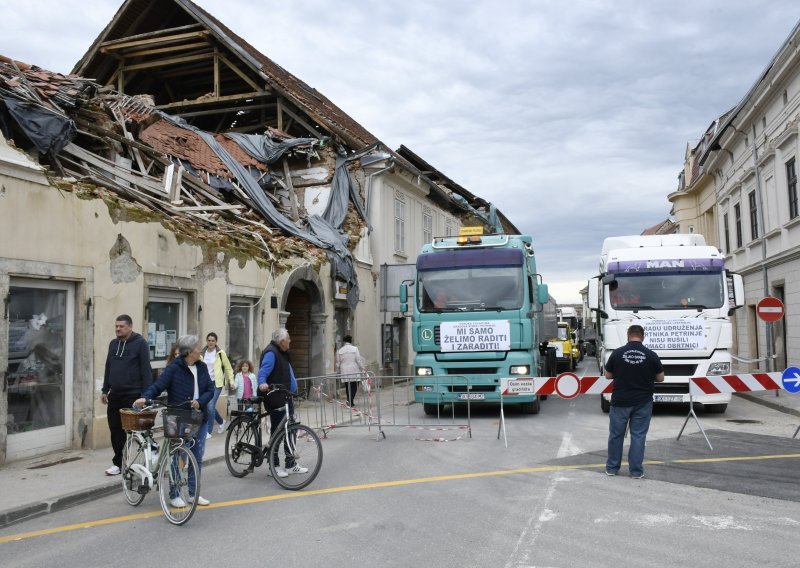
[0,454,226,531]
[735,392,800,419]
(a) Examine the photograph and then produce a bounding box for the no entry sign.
[756,296,785,322]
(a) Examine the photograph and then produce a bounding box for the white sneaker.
[105,465,121,476]
[170,496,187,508]
[286,464,308,475]
[206,432,212,440]
[270,467,288,478]
[190,495,210,506]
[217,420,225,434]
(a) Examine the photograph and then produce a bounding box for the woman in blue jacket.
[134,334,214,506]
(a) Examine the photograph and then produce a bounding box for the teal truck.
[400,233,552,415]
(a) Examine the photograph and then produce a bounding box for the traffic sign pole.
[756,297,785,378]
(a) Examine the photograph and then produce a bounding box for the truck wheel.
[704,403,727,414]
[423,403,442,416]
[521,397,540,415]
[600,396,610,413]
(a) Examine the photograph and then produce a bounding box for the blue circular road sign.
[781,366,800,394]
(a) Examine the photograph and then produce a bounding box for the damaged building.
[0,0,518,464]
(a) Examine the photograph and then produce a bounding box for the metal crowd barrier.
[294,372,472,441]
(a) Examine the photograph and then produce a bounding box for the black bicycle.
[224,387,322,490]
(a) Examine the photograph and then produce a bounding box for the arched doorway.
[280,266,326,381]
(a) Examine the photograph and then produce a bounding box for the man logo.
[647,259,684,269]
[421,328,433,341]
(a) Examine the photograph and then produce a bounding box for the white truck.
[587,234,744,413]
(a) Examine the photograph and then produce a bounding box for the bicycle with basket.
[225,386,322,490]
[119,400,205,525]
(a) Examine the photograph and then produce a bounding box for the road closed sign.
[440,320,511,352]
[756,296,785,322]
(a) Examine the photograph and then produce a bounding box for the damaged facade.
[0,0,517,464]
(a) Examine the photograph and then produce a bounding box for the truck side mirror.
[731,273,744,313]
[588,278,599,310]
[399,283,408,313]
[537,283,549,305]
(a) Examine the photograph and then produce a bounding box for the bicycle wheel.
[268,423,323,491]
[157,444,199,525]
[121,433,147,506]
[225,418,260,477]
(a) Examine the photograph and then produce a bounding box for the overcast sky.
[1,1,798,303]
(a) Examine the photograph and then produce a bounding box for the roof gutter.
[699,20,800,166]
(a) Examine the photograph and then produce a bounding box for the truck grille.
[662,364,697,376]
[655,383,690,394]
[434,325,440,345]
[445,368,497,375]
[448,385,497,393]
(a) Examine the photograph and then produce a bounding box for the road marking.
[3,452,800,544]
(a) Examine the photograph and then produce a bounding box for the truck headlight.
[415,385,433,391]
[707,362,730,375]
[510,365,529,375]
[416,367,433,376]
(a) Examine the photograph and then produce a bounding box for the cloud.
[1,0,798,303]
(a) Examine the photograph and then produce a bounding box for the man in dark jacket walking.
[604,324,664,479]
[101,314,152,475]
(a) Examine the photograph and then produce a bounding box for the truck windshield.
[418,267,524,312]
[609,272,725,310]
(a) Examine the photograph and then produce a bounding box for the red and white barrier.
[501,374,613,400]
[689,372,783,396]
[533,374,613,399]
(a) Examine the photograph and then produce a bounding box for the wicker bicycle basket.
[119,408,158,431]
[162,407,204,439]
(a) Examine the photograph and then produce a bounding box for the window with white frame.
[748,190,758,239]
[734,203,743,248]
[787,158,798,220]
[394,194,406,253]
[422,210,433,245]
[445,220,454,237]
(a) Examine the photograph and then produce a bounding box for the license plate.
[654,395,684,403]
[458,393,485,400]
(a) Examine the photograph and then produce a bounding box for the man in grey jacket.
[101,314,152,475]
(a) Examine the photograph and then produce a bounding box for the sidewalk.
[0,430,228,529]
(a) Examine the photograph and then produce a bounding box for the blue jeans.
[205,387,224,434]
[171,426,205,498]
[606,401,653,476]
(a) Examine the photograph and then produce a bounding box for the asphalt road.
[2,357,799,567]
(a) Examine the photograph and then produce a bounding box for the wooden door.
[285,287,310,378]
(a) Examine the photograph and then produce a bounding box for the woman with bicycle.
[134,334,214,506]
[257,328,308,478]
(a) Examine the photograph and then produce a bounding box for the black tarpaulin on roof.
[2,95,76,156]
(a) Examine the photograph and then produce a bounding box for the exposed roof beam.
[156,91,266,110]
[100,26,207,50]
[121,52,213,72]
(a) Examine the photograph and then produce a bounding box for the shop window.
[146,290,187,375]
[228,298,254,365]
[6,280,73,439]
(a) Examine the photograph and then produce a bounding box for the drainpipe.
[750,123,772,374]
[365,159,395,218]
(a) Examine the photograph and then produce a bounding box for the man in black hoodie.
[101,314,152,475]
